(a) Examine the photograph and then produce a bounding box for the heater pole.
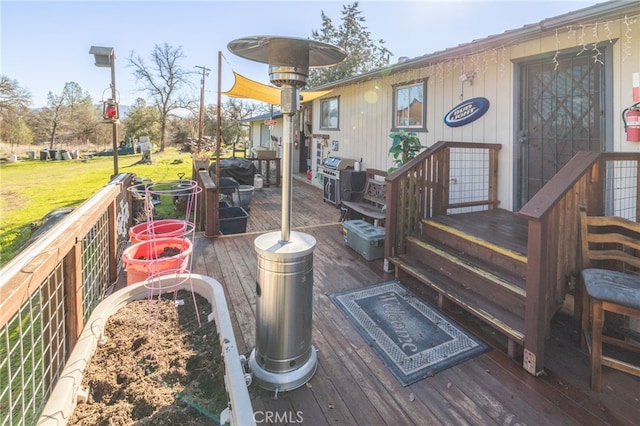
[280,85,297,243]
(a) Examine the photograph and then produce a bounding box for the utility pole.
[195,65,211,150]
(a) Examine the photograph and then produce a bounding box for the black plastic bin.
[219,206,248,235]
[39,150,49,160]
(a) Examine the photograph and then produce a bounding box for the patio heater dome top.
[227,36,346,87]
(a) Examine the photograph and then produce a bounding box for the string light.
[591,22,603,66]
[576,24,587,55]
[553,29,561,71]
[623,15,634,62]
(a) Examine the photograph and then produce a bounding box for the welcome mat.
[330,281,489,386]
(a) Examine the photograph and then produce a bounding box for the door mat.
[330,281,489,386]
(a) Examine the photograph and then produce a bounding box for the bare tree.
[220,99,268,150]
[128,43,196,151]
[45,91,66,150]
[0,75,32,114]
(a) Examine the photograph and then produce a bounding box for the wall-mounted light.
[459,71,477,85]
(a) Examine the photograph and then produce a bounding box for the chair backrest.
[362,179,387,208]
[579,205,640,273]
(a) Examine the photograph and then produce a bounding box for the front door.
[516,49,608,209]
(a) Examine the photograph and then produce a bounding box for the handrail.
[387,141,501,183]
[516,151,640,375]
[384,141,501,260]
[0,173,134,328]
[518,151,640,221]
[195,168,220,238]
[517,152,600,221]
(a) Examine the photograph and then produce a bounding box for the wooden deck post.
[523,219,547,376]
[107,199,118,284]
[64,240,84,347]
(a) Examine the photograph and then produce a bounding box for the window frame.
[319,96,340,130]
[391,79,427,132]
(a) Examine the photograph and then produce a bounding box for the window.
[320,97,339,130]
[392,80,426,131]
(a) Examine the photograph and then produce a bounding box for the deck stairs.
[389,211,528,356]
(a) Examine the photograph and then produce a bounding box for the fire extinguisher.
[623,102,640,142]
[306,168,312,181]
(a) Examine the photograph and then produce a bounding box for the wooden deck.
[173,178,639,425]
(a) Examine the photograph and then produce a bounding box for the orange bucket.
[121,237,193,286]
[129,219,187,244]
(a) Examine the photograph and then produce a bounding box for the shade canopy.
[223,72,332,106]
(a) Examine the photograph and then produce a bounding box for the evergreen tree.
[307,2,392,87]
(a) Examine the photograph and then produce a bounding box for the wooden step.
[389,254,525,345]
[421,218,527,278]
[405,236,526,318]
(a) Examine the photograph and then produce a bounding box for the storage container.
[232,185,254,208]
[342,220,385,261]
[219,206,249,235]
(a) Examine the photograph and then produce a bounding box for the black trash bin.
[39,150,49,161]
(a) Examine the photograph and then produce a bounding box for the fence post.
[64,241,84,348]
[108,200,118,284]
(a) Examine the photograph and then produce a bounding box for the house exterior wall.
[249,120,283,157]
[309,9,639,211]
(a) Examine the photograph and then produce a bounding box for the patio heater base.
[248,345,317,392]
[250,230,317,392]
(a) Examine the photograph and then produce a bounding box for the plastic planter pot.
[121,237,193,286]
[129,219,188,244]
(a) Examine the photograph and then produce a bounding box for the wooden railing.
[0,173,134,424]
[384,141,501,260]
[195,168,220,237]
[517,151,640,375]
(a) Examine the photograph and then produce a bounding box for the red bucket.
[129,219,187,244]
[121,237,193,286]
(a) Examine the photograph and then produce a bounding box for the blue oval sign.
[443,97,490,128]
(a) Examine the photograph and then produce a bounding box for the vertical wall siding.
[310,13,638,209]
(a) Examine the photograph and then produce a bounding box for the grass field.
[0,148,197,266]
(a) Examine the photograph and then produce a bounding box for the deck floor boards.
[167,178,639,425]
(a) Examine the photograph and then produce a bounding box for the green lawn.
[0,148,195,266]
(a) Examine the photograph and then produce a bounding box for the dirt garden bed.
[69,290,227,425]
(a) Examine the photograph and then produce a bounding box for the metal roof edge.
[242,111,283,122]
[310,0,637,91]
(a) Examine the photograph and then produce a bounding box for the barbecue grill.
[320,156,356,205]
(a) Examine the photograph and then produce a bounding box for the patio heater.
[228,36,345,392]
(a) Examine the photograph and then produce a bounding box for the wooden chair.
[341,179,387,227]
[579,206,640,391]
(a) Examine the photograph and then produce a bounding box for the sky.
[1,0,601,108]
